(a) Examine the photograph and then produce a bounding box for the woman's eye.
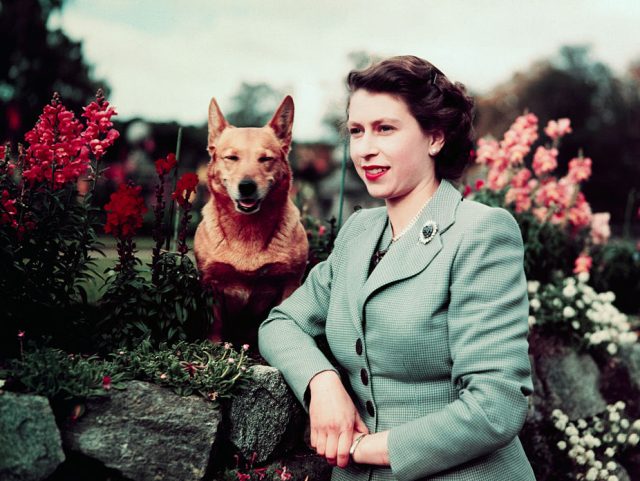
[348,127,361,135]
[379,125,394,132]
[259,156,273,163]
[225,155,239,161]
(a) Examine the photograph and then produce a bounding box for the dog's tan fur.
[194,96,308,346]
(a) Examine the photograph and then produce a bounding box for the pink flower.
[17,330,25,339]
[591,212,611,245]
[566,157,592,184]
[567,192,592,230]
[505,187,532,213]
[242,344,250,351]
[573,253,593,274]
[462,184,472,197]
[532,147,558,177]
[544,118,572,140]
[487,165,510,191]
[102,376,112,390]
[510,168,532,189]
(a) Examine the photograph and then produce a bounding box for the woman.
[259,55,535,481]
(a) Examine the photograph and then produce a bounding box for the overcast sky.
[51,0,640,141]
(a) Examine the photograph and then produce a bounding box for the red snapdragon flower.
[102,375,112,390]
[104,183,147,238]
[155,153,177,176]
[0,190,18,228]
[172,172,199,207]
[82,90,119,160]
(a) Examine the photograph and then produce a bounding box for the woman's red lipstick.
[363,166,389,181]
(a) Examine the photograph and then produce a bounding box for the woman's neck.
[386,178,440,239]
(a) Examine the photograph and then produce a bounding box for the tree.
[0,0,108,143]
[225,82,284,128]
[476,46,640,226]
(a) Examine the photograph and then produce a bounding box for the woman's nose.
[351,133,379,159]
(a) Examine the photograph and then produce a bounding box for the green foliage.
[301,214,337,276]
[109,339,252,401]
[590,240,640,314]
[97,252,214,352]
[4,339,252,403]
[0,182,104,355]
[4,344,124,401]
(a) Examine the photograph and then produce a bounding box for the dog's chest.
[204,260,294,286]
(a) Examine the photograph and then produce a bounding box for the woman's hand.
[308,370,369,468]
[350,431,390,466]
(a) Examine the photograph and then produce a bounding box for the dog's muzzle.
[235,179,262,214]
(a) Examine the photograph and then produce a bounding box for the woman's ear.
[429,131,445,156]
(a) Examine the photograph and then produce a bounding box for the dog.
[194,95,309,348]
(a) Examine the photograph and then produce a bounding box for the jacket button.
[360,368,369,386]
[366,401,375,417]
[355,338,363,355]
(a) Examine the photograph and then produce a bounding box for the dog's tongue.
[239,200,257,208]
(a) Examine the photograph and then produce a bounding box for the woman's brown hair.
[347,55,475,182]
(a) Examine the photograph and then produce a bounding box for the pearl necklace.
[391,192,435,242]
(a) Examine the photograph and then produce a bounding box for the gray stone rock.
[61,380,221,481]
[532,335,607,419]
[0,391,65,481]
[227,365,305,463]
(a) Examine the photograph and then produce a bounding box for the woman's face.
[347,89,440,205]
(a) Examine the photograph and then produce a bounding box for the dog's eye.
[224,155,239,162]
[259,156,274,163]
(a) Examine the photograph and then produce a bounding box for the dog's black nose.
[238,179,257,197]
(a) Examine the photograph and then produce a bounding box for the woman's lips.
[363,166,389,181]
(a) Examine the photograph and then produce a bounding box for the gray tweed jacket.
[259,179,536,481]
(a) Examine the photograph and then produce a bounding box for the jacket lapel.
[344,207,387,336]
[354,179,463,321]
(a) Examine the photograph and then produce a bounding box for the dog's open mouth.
[236,199,262,214]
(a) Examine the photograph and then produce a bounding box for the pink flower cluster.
[475,115,603,236]
[22,91,118,189]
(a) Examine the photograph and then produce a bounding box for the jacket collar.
[345,179,463,335]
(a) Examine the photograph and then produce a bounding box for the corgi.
[194,96,308,348]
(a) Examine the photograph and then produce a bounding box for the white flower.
[572,320,581,330]
[628,433,639,445]
[563,284,578,298]
[557,440,567,450]
[594,461,603,469]
[585,449,595,461]
[569,435,580,445]
[552,409,564,418]
[605,447,615,457]
[553,298,562,308]
[607,343,618,355]
[577,419,588,429]
[530,298,541,311]
[615,401,626,410]
[576,454,586,465]
[576,300,585,309]
[606,461,617,471]
[528,315,536,327]
[632,419,640,430]
[528,281,540,294]
[564,306,577,318]
[577,271,590,283]
[621,419,630,429]
[616,433,627,443]
[586,467,598,481]
[608,476,619,481]
[609,410,621,422]
[566,425,579,436]
[599,469,609,478]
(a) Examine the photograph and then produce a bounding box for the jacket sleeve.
[258,211,360,409]
[387,207,533,481]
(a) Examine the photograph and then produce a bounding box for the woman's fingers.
[336,430,353,468]
[324,430,338,466]
[354,411,370,435]
[310,427,317,449]
[315,430,327,456]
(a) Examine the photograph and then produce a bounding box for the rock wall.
[2,338,640,481]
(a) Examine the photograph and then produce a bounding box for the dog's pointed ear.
[208,97,228,156]
[268,95,294,154]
